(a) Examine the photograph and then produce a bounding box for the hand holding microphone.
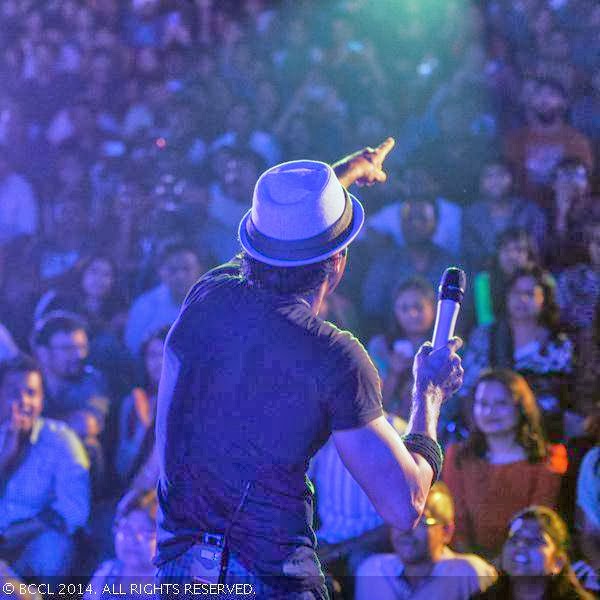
[412,268,467,402]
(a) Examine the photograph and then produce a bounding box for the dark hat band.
[244,189,355,262]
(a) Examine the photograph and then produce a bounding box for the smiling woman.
[471,506,594,600]
[441,369,564,560]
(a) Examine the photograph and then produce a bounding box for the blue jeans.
[155,546,329,600]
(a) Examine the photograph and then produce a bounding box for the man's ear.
[443,521,455,545]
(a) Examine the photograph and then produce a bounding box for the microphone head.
[438,267,466,303]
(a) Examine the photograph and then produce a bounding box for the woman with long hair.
[442,369,565,560]
[471,506,594,599]
[367,277,436,419]
[114,326,169,489]
[460,265,574,441]
[471,227,538,327]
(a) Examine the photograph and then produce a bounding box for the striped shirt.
[309,414,406,544]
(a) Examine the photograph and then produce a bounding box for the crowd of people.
[0,0,598,598]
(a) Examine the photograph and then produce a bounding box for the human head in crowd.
[0,354,44,437]
[480,160,514,202]
[482,506,594,599]
[79,255,118,310]
[528,77,569,127]
[400,196,438,248]
[388,277,436,347]
[140,325,169,392]
[390,481,456,565]
[552,157,591,201]
[506,266,560,335]
[113,489,157,574]
[156,240,202,305]
[495,228,538,277]
[220,148,266,204]
[32,311,89,382]
[460,369,547,465]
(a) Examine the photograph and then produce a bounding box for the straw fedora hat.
[238,160,364,267]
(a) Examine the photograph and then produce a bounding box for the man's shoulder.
[182,257,243,310]
[356,553,402,577]
[437,551,497,577]
[38,418,87,454]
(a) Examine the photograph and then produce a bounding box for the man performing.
[154,138,464,599]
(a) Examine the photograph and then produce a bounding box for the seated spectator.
[557,217,600,416]
[115,326,167,490]
[38,194,94,283]
[460,266,574,441]
[546,158,598,271]
[85,490,157,599]
[471,506,594,599]
[0,355,90,578]
[368,277,435,419]
[34,254,133,400]
[361,195,457,326]
[309,413,406,594]
[32,311,110,495]
[35,255,127,340]
[443,369,564,560]
[462,160,546,273]
[202,148,265,264]
[503,77,594,211]
[471,228,538,327]
[367,167,463,256]
[355,482,497,600]
[124,241,202,356]
[0,149,39,247]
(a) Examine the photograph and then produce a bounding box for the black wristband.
[402,433,444,483]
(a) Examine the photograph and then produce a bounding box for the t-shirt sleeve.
[326,331,384,431]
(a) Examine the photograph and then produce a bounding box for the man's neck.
[403,559,435,588]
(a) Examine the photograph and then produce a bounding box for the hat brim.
[238,193,365,267]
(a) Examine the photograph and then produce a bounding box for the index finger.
[371,137,395,163]
[447,336,463,353]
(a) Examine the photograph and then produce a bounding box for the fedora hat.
[238,160,364,267]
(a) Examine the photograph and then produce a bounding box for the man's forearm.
[406,385,443,441]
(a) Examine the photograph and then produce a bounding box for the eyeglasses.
[114,525,156,542]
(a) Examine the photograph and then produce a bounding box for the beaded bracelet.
[402,433,444,483]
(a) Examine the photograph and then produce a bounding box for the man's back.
[155,257,383,590]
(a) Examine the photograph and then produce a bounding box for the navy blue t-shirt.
[154,256,383,591]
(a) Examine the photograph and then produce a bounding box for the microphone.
[431,267,467,350]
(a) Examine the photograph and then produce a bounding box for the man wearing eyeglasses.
[355,482,497,600]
